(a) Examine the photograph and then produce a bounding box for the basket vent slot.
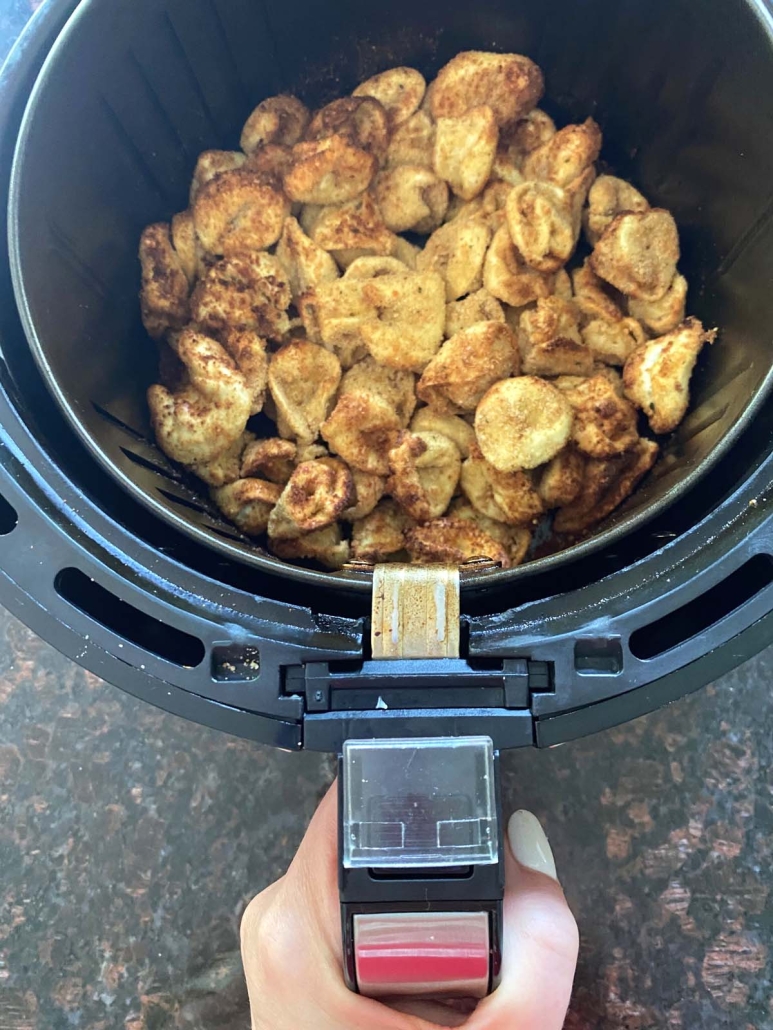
[92,402,147,442]
[157,487,210,515]
[55,567,205,668]
[0,491,18,535]
[629,554,773,660]
[120,445,183,482]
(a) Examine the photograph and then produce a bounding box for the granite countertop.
[0,3,771,1028]
[2,608,771,1030]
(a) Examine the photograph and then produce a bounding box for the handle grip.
[338,737,504,999]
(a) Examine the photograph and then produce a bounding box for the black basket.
[0,0,772,751]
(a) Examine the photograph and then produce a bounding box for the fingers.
[241,781,430,1030]
[282,779,343,965]
[470,811,579,1030]
[241,782,346,1029]
[242,782,578,1030]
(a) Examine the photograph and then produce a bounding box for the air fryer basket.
[9,0,773,591]
[0,0,773,755]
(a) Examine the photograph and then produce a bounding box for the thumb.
[469,811,579,1030]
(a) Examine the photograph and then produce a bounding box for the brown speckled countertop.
[0,3,771,1027]
[1,604,771,1029]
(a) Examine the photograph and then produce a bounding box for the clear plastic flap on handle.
[342,736,498,870]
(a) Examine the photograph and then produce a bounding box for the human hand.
[241,783,578,1029]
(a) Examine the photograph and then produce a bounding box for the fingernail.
[507,810,558,881]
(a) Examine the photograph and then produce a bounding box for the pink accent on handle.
[353,911,490,998]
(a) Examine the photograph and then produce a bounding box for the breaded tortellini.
[430,51,544,126]
[241,438,298,485]
[506,181,578,273]
[584,175,649,247]
[373,165,449,233]
[342,469,386,522]
[193,168,290,257]
[386,430,462,521]
[271,523,351,569]
[448,500,532,566]
[416,218,492,301]
[303,271,443,372]
[299,276,373,367]
[267,459,354,540]
[268,339,342,447]
[191,251,291,340]
[460,445,544,525]
[445,181,511,229]
[571,260,623,324]
[212,478,282,536]
[354,68,426,129]
[305,97,390,164]
[148,329,252,465]
[490,144,525,187]
[244,143,295,184]
[190,433,252,487]
[392,236,421,270]
[518,297,593,377]
[321,392,402,475]
[351,500,414,562]
[445,289,505,337]
[386,111,436,169]
[343,255,411,279]
[538,447,585,507]
[241,95,310,154]
[340,357,416,426]
[559,372,640,458]
[409,409,476,458]
[483,224,556,308]
[275,216,340,301]
[309,193,396,268]
[628,273,688,335]
[433,106,499,201]
[522,118,602,188]
[504,109,557,164]
[356,271,446,371]
[170,210,205,287]
[475,376,574,471]
[220,329,268,415]
[283,134,377,205]
[406,503,531,569]
[417,321,517,413]
[189,150,246,204]
[623,318,715,434]
[139,223,191,340]
[553,439,659,534]
[142,50,718,574]
[590,209,680,301]
[581,317,646,367]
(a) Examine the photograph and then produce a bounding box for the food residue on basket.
[139,51,716,571]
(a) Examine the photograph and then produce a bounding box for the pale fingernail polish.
[507,810,558,881]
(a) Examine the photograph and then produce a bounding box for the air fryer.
[1,0,773,999]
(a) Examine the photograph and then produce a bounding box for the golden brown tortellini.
[241,95,310,154]
[590,209,680,302]
[141,58,715,572]
[623,318,715,434]
[268,340,342,447]
[417,321,518,414]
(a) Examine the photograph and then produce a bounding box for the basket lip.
[8,0,773,595]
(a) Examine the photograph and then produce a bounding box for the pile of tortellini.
[139,50,716,571]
